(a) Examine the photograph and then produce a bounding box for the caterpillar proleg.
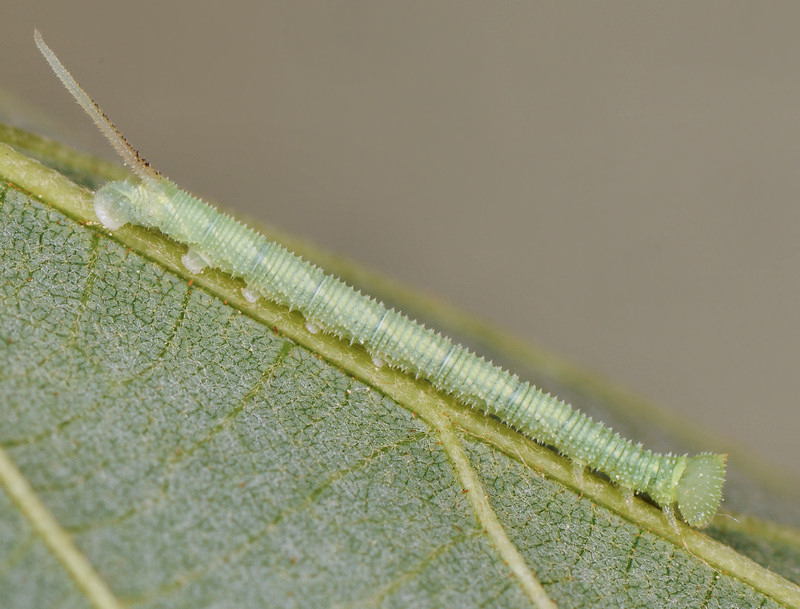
[34,30,726,528]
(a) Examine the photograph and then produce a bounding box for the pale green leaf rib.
[431,411,555,609]
[0,446,123,609]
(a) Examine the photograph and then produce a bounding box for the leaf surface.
[1,126,799,609]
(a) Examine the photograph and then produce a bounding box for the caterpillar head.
[676,453,727,528]
[94,181,138,230]
[94,179,171,232]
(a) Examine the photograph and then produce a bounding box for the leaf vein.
[0,445,123,609]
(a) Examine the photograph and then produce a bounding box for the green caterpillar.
[35,30,726,528]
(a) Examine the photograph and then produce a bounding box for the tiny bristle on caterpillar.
[34,30,727,528]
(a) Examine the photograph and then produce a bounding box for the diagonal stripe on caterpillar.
[34,30,726,528]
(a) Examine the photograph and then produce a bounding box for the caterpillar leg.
[571,461,585,487]
[663,505,680,534]
[241,287,260,303]
[620,486,634,510]
[94,191,132,231]
[181,247,213,274]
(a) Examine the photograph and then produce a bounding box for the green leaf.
[1,125,799,608]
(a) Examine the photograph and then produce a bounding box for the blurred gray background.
[2,2,798,477]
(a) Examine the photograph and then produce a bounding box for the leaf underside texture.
[1,129,799,609]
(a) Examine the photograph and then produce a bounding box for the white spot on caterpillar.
[371,356,385,369]
[241,287,260,303]
[94,189,130,230]
[305,322,319,335]
[181,248,212,275]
